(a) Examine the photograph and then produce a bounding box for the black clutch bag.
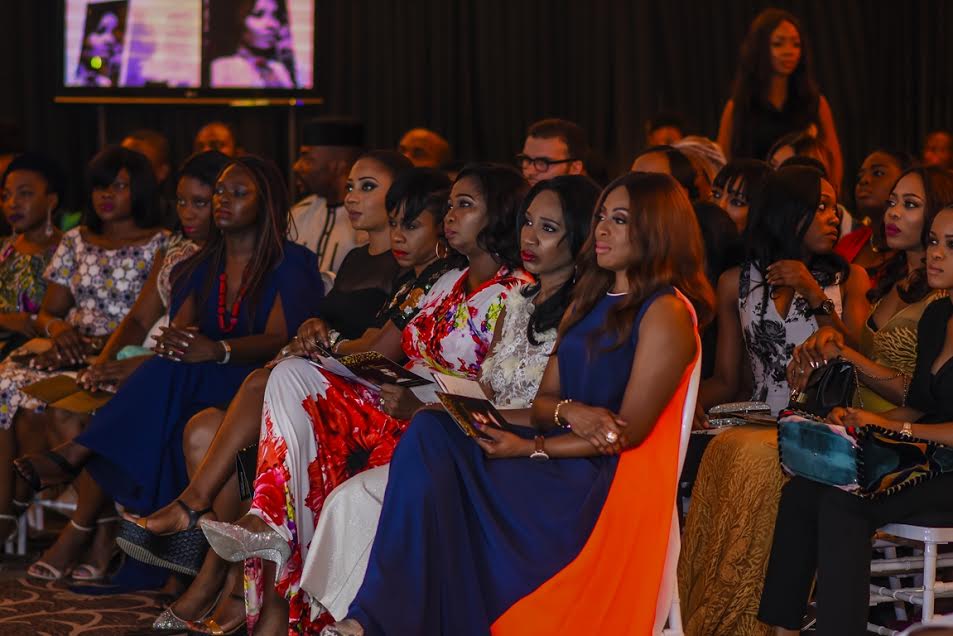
[235,443,259,501]
[789,359,857,417]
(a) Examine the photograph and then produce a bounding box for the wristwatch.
[529,435,550,462]
[809,297,836,317]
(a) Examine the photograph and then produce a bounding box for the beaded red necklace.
[217,272,249,334]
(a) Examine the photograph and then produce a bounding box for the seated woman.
[710,158,772,233]
[322,171,713,636]
[298,174,600,623]
[790,166,953,411]
[124,164,452,632]
[17,152,232,486]
[0,146,166,558]
[758,203,953,636]
[0,153,65,353]
[13,155,322,582]
[836,148,915,275]
[73,150,231,395]
[699,164,869,415]
[199,163,532,635]
[679,165,870,636]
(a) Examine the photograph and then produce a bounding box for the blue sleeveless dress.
[346,288,676,635]
[77,241,323,514]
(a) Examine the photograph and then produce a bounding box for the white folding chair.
[867,522,953,635]
[654,352,702,635]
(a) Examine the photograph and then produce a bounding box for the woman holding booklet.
[195,163,531,634]
[324,171,714,636]
[297,174,600,624]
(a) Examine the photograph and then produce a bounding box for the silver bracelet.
[217,340,232,365]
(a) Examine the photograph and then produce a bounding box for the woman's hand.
[152,326,224,364]
[49,323,88,367]
[787,327,846,390]
[378,384,423,420]
[827,406,894,430]
[559,401,626,455]
[692,402,712,431]
[265,337,307,369]
[77,357,147,391]
[296,318,333,357]
[474,426,533,459]
[766,260,824,303]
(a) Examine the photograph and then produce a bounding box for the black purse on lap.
[789,359,856,417]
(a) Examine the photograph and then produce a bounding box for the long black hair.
[730,9,820,159]
[172,154,289,323]
[85,146,160,233]
[516,175,600,344]
[453,163,528,269]
[744,165,848,291]
[871,166,953,303]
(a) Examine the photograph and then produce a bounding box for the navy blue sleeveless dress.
[77,241,323,514]
[346,288,676,635]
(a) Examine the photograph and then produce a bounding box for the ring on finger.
[605,430,618,444]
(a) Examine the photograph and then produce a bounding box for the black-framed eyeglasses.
[515,154,576,172]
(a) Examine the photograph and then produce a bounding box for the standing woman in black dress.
[717,8,843,189]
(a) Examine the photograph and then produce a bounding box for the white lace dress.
[298,286,555,620]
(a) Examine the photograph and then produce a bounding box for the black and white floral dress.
[738,263,843,414]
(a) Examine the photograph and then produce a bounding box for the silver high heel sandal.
[152,607,190,632]
[199,519,290,584]
[320,619,364,636]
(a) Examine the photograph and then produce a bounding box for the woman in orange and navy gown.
[322,172,715,636]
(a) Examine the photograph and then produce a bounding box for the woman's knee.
[241,367,271,400]
[183,408,225,467]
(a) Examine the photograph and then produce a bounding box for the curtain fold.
[1,0,950,208]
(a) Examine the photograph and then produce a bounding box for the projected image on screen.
[75,1,128,87]
[63,0,314,91]
[204,0,312,89]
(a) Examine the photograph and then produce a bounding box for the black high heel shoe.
[116,500,213,576]
[13,449,81,493]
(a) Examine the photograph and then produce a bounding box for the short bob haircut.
[85,145,160,233]
[1,152,68,213]
[384,167,452,227]
[452,163,528,269]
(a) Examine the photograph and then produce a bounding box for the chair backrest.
[653,345,702,634]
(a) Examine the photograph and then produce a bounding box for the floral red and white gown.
[245,266,531,633]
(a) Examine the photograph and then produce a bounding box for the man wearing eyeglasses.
[516,118,589,186]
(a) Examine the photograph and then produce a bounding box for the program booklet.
[20,375,113,415]
[436,392,510,442]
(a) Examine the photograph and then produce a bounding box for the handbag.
[788,358,856,417]
[777,410,953,498]
[235,443,259,501]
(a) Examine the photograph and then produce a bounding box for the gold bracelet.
[554,399,573,429]
[856,364,904,382]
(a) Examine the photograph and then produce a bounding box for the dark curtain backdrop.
[1,0,951,207]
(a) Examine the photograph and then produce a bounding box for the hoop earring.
[435,240,449,260]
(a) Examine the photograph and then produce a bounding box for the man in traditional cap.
[290,117,365,276]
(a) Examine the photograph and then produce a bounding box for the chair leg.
[923,540,937,622]
[883,545,909,622]
[16,514,26,555]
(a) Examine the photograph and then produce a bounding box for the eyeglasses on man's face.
[515,154,576,172]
